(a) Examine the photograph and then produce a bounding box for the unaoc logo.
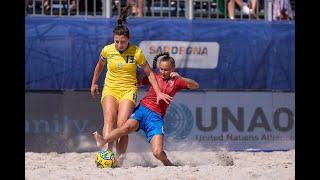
[164,103,193,140]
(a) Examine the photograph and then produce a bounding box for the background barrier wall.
[25,16,294,152]
[25,17,295,90]
[25,90,294,152]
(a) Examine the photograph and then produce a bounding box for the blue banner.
[25,16,294,90]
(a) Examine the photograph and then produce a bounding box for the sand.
[25,149,294,180]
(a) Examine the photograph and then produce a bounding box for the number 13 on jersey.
[125,56,135,64]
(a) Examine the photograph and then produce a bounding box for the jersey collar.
[117,43,130,54]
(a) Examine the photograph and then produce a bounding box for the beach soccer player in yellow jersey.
[90,6,173,158]
[93,52,199,166]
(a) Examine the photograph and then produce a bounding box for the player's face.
[114,35,129,51]
[159,61,174,80]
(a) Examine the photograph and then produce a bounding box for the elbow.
[189,82,199,89]
[194,82,200,89]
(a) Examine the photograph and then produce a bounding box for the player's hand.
[170,72,181,78]
[91,84,99,99]
[156,92,173,104]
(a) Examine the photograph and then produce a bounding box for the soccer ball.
[95,149,117,168]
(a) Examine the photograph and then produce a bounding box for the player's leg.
[115,88,138,155]
[101,95,119,150]
[150,134,174,166]
[93,131,107,147]
[106,119,139,142]
[115,99,136,155]
[93,119,139,147]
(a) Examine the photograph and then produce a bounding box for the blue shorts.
[130,104,164,142]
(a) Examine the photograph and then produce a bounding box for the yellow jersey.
[100,43,146,90]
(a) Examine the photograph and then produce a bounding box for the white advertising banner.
[139,41,220,69]
[25,91,294,152]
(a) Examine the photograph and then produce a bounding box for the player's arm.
[142,62,173,104]
[91,56,106,99]
[170,72,199,89]
[181,77,199,89]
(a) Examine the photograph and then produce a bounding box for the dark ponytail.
[153,52,176,69]
[113,5,130,37]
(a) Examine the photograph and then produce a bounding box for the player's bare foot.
[164,161,175,166]
[93,131,107,148]
[162,158,175,166]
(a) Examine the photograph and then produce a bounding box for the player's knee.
[104,114,117,124]
[121,124,131,134]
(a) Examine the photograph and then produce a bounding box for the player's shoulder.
[128,44,143,52]
[123,44,143,57]
[129,44,139,49]
[100,43,118,56]
[103,43,115,51]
